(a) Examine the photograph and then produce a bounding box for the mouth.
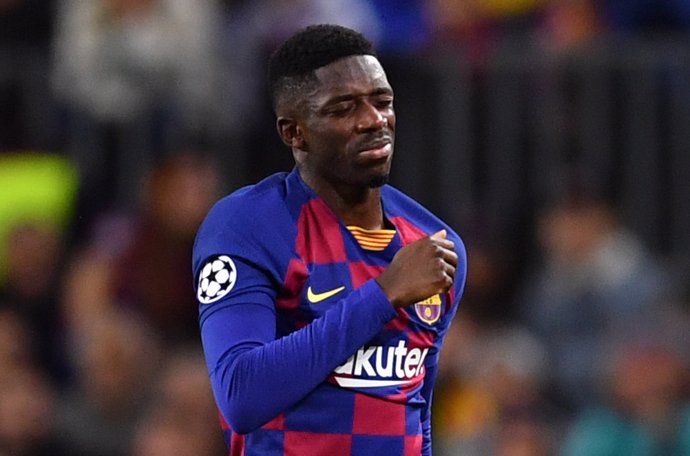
[357,138,393,160]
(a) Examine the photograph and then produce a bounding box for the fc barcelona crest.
[415,294,442,324]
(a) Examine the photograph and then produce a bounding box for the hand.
[375,230,457,308]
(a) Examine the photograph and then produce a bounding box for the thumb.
[431,229,447,239]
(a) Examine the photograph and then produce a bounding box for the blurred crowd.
[2,1,690,456]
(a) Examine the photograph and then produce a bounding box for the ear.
[277,117,305,150]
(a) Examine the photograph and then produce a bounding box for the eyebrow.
[325,87,394,105]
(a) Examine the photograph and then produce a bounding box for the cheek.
[308,128,351,155]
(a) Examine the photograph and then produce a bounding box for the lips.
[357,136,393,160]
[358,142,392,160]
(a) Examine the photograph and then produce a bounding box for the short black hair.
[268,24,376,112]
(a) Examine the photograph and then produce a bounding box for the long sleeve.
[200,278,397,434]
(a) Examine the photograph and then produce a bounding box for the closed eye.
[374,96,394,109]
[326,101,355,116]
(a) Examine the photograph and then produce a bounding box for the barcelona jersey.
[192,168,467,456]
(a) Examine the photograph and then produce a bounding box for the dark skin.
[277,55,457,308]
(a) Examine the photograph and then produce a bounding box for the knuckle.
[435,269,448,283]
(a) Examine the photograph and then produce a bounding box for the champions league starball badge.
[197,255,237,304]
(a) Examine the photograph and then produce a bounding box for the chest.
[275,249,448,340]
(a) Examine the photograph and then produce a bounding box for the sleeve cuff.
[359,278,398,323]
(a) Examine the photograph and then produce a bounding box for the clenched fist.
[375,230,457,308]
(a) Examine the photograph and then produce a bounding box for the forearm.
[204,279,397,433]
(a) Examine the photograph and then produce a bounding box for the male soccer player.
[193,24,467,456]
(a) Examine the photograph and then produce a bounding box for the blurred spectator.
[424,0,495,61]
[56,309,162,456]
[57,152,220,456]
[61,245,118,336]
[0,308,33,384]
[0,224,68,381]
[424,0,546,62]
[110,151,222,344]
[0,153,78,381]
[493,419,556,456]
[560,336,690,456]
[51,0,222,213]
[452,230,523,324]
[0,153,77,281]
[435,321,562,456]
[517,195,672,411]
[129,348,225,456]
[129,413,220,456]
[0,365,67,456]
[537,0,602,51]
[62,151,222,345]
[431,225,561,455]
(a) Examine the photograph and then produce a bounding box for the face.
[281,55,396,191]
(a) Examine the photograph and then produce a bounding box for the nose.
[356,101,387,131]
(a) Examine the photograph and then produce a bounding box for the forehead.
[311,55,391,98]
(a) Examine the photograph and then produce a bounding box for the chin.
[367,174,389,188]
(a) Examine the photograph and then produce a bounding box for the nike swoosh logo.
[307,286,345,303]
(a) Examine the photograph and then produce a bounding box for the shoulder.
[382,185,466,250]
[193,172,296,264]
[381,185,440,226]
[200,173,290,232]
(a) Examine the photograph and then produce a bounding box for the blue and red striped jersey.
[192,168,467,456]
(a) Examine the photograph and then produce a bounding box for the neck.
[337,194,384,230]
[301,173,385,230]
